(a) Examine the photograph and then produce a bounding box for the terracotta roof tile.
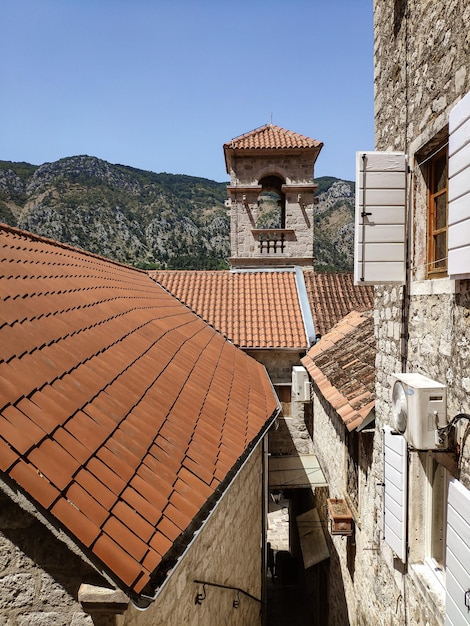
[0,438,17,472]
[150,269,308,349]
[51,498,100,548]
[302,270,375,337]
[9,459,60,509]
[302,310,375,431]
[0,224,279,597]
[224,124,322,151]
[92,534,144,587]
[66,482,109,527]
[148,532,172,560]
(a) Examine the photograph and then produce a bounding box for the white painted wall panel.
[449,223,470,248]
[449,163,470,202]
[360,188,407,207]
[383,427,407,562]
[357,243,405,262]
[357,224,406,244]
[357,170,408,190]
[448,193,470,224]
[355,151,406,284]
[445,478,470,625]
[449,90,470,278]
[361,205,406,225]
[447,247,470,275]
[356,263,405,284]
[449,117,470,176]
[359,152,406,171]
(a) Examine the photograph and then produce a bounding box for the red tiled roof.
[301,311,375,431]
[224,124,323,151]
[151,269,374,351]
[0,225,279,596]
[303,271,375,337]
[150,270,308,349]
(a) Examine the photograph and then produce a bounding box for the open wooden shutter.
[354,152,407,285]
[445,478,470,625]
[449,91,470,279]
[383,426,407,561]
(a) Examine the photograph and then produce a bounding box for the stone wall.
[124,444,264,626]
[228,154,316,188]
[360,2,470,623]
[252,350,314,456]
[227,153,316,266]
[245,349,302,386]
[0,487,101,626]
[310,379,451,625]
[374,0,470,156]
[268,404,313,457]
[0,444,266,626]
[303,2,470,624]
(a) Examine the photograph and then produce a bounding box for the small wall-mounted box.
[292,366,310,402]
[327,498,353,536]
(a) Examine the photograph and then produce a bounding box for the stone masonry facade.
[0,487,102,626]
[307,1,470,625]
[123,444,265,626]
[0,444,265,626]
[227,153,316,267]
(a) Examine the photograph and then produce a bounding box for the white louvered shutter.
[354,151,407,285]
[383,426,407,561]
[449,90,470,278]
[445,478,470,625]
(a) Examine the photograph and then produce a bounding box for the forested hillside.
[0,156,355,271]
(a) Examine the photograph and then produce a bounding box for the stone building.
[300,1,470,625]
[223,124,323,269]
[301,311,376,625]
[148,127,377,623]
[0,224,279,625]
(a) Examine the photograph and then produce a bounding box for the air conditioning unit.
[292,366,310,402]
[391,373,447,449]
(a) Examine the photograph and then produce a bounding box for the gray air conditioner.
[292,366,310,403]
[391,373,447,450]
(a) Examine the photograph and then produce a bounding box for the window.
[427,145,448,277]
[257,176,286,229]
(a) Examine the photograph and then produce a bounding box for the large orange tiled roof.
[0,225,279,597]
[224,124,323,151]
[150,270,309,349]
[301,311,375,431]
[303,270,375,337]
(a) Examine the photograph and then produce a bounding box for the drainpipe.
[261,434,269,626]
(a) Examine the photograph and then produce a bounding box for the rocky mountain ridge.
[0,156,355,271]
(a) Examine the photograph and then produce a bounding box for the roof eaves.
[134,399,281,608]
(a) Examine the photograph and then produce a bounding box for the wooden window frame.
[427,145,448,278]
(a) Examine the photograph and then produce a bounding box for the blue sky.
[2,0,374,183]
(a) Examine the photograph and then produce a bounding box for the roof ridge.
[225,123,273,146]
[224,124,322,150]
[0,223,147,274]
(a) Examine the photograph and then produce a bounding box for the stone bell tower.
[223,124,323,269]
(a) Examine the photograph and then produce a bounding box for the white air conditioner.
[292,366,310,402]
[391,373,447,449]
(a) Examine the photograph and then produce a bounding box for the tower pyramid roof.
[224,124,323,151]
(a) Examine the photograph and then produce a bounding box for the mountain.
[313,178,356,271]
[0,156,355,271]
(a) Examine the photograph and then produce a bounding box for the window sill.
[410,277,459,296]
[251,229,295,236]
[409,563,445,619]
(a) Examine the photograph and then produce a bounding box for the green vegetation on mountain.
[313,178,356,272]
[0,158,355,271]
